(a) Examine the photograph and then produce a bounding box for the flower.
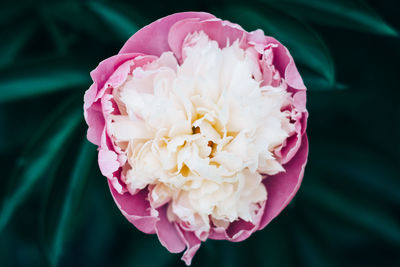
[84,12,308,265]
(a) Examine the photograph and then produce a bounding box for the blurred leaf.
[218,5,335,86]
[301,207,375,247]
[42,138,96,266]
[263,0,398,36]
[216,243,243,267]
[303,183,400,246]
[311,142,400,205]
[250,222,293,266]
[0,22,38,68]
[290,222,335,267]
[0,0,34,25]
[87,0,139,40]
[39,1,109,42]
[0,66,89,103]
[121,236,175,267]
[39,10,71,55]
[0,97,82,232]
[302,70,347,91]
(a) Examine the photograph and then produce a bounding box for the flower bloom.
[84,12,308,265]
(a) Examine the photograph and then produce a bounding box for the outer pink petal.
[168,18,248,61]
[248,33,306,92]
[259,135,309,229]
[119,12,216,56]
[85,53,145,109]
[285,57,306,90]
[85,101,104,145]
[85,53,157,194]
[155,205,186,253]
[109,182,158,234]
[84,53,144,146]
[175,225,202,266]
[98,149,119,177]
[278,111,308,165]
[99,124,127,194]
[267,37,306,91]
[100,56,156,155]
[209,200,266,242]
[247,32,307,164]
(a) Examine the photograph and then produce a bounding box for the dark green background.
[0,0,399,266]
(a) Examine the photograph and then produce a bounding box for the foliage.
[0,0,399,266]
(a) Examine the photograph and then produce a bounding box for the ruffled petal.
[98,149,119,177]
[84,12,309,266]
[109,183,158,234]
[168,18,248,62]
[260,135,308,229]
[248,33,306,91]
[155,205,186,253]
[209,200,266,242]
[176,225,202,266]
[84,53,147,146]
[119,12,215,56]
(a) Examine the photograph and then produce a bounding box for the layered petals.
[84,12,308,265]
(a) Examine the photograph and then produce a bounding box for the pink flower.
[84,12,308,265]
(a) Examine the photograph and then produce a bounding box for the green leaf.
[43,138,96,266]
[87,0,139,40]
[290,222,336,267]
[39,9,71,55]
[263,0,398,36]
[302,70,347,91]
[39,1,110,42]
[0,97,82,232]
[121,236,175,267]
[310,142,400,205]
[218,5,335,86]
[250,221,294,266]
[0,66,90,103]
[0,0,34,25]
[301,207,377,247]
[0,22,37,68]
[302,183,400,246]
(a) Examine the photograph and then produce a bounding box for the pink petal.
[96,55,157,104]
[248,34,306,92]
[155,205,186,253]
[293,91,307,112]
[168,18,248,62]
[84,53,145,146]
[279,131,302,165]
[99,126,128,194]
[176,226,202,266]
[109,184,159,234]
[85,101,104,146]
[119,12,216,56]
[260,135,308,229]
[98,149,119,177]
[266,37,306,91]
[87,53,144,107]
[209,200,266,242]
[279,109,308,164]
[285,58,306,90]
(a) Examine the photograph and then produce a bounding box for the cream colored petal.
[110,115,153,141]
[113,31,295,231]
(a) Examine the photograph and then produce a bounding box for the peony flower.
[84,12,308,265]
